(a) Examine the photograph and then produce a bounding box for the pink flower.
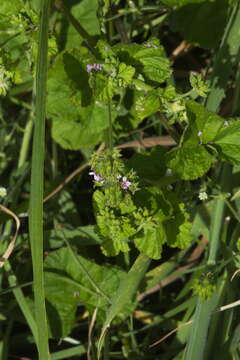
[89,171,104,183]
[121,176,131,190]
[197,131,203,137]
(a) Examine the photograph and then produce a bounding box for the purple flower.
[93,63,102,71]
[197,131,203,137]
[89,171,104,183]
[121,176,131,190]
[86,63,102,73]
[86,64,93,73]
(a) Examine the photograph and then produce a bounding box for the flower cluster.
[89,171,132,190]
[86,63,102,73]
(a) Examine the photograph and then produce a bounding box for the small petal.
[121,180,132,190]
[86,64,93,73]
[89,171,104,182]
[197,131,203,137]
[224,121,229,126]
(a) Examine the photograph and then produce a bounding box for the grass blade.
[29,0,50,357]
[51,345,86,359]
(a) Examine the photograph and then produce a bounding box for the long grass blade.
[29,0,50,357]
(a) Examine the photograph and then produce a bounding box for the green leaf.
[166,146,212,180]
[0,0,23,15]
[134,187,173,220]
[172,0,229,49]
[185,100,225,145]
[47,49,109,149]
[51,103,108,149]
[44,225,103,249]
[165,203,193,249]
[134,224,166,259]
[64,0,100,49]
[98,254,151,359]
[44,248,126,337]
[134,90,161,122]
[114,40,172,84]
[117,62,135,87]
[214,120,240,164]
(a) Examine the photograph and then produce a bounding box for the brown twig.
[43,163,89,203]
[0,205,20,267]
[149,320,192,348]
[116,135,176,149]
[87,308,98,360]
[172,40,192,59]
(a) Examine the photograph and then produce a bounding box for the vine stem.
[29,0,50,358]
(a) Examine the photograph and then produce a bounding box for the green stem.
[29,0,50,358]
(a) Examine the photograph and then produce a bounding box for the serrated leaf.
[166,146,212,180]
[114,40,171,84]
[214,120,240,164]
[117,63,135,86]
[134,225,166,259]
[134,90,160,121]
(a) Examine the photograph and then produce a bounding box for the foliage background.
[1,0,240,359]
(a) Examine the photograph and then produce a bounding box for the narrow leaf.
[97,254,151,358]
